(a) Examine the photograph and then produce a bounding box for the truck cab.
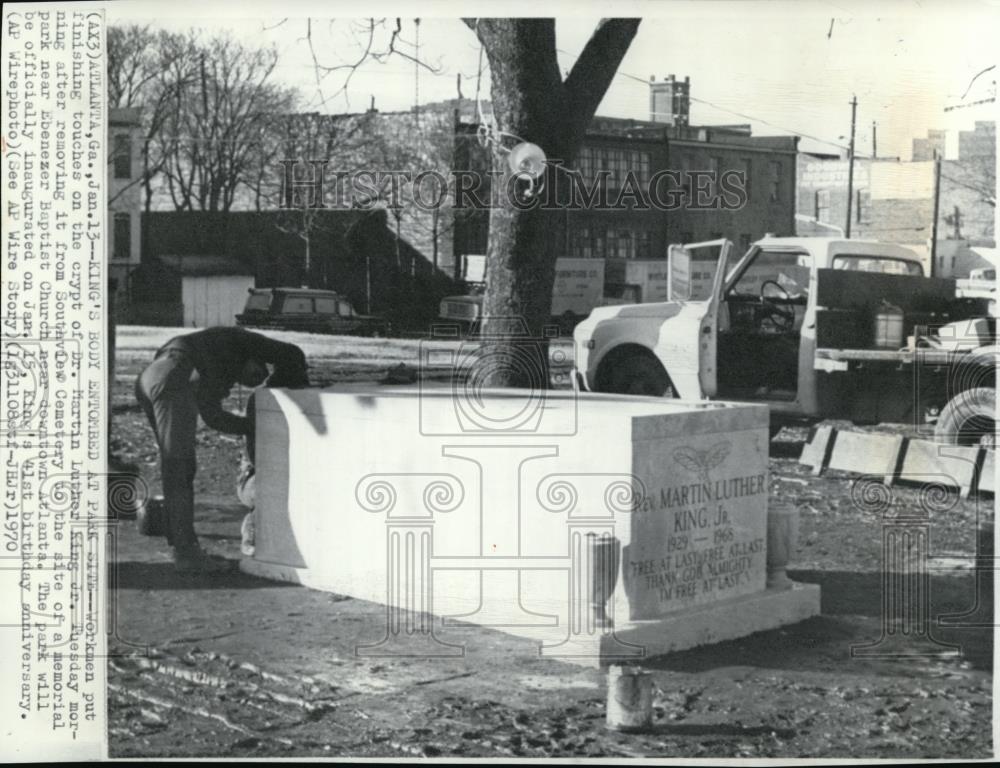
[573,237,989,431]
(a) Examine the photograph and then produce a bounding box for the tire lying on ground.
[934,387,997,447]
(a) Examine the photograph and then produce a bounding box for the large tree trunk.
[467,18,640,388]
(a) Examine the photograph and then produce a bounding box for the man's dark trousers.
[135,349,201,551]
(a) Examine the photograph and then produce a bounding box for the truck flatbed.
[815,346,974,367]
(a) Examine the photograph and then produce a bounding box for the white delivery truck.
[439,254,671,335]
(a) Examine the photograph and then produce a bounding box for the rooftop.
[156,255,254,276]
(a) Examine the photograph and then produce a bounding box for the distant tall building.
[649,75,690,126]
[911,128,946,161]
[958,121,996,164]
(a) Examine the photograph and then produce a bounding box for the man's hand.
[265,365,310,389]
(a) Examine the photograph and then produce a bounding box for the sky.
[109,0,999,161]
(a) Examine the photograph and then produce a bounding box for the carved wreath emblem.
[673,441,731,484]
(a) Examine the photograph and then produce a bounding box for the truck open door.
[658,240,732,399]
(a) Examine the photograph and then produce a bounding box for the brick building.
[107,107,143,316]
[911,128,947,162]
[453,90,800,269]
[796,121,995,276]
[796,156,936,252]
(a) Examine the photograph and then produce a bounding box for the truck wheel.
[934,387,996,448]
[605,355,674,398]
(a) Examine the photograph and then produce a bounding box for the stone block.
[242,386,820,665]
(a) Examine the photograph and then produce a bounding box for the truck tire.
[604,354,674,398]
[934,387,996,448]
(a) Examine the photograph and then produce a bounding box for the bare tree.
[291,16,643,382]
[262,111,375,285]
[107,25,198,210]
[944,160,996,210]
[161,34,296,213]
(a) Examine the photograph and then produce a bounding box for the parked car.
[235,288,390,337]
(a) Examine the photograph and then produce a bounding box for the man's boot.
[172,544,231,574]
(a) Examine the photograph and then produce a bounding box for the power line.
[689,96,851,152]
[943,95,996,112]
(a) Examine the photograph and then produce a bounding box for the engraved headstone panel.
[625,422,769,619]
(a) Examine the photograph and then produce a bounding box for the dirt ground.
[107,329,994,759]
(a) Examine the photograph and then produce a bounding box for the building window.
[112,213,131,261]
[856,189,870,224]
[815,189,830,222]
[598,228,652,259]
[610,149,625,188]
[113,134,132,179]
[769,161,782,202]
[578,147,595,182]
[571,225,606,259]
[708,156,720,193]
[573,226,593,259]
[606,229,631,259]
[636,231,652,259]
[679,156,693,198]
[577,146,651,188]
[631,150,651,183]
[595,228,606,258]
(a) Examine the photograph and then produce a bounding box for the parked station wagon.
[235,288,390,337]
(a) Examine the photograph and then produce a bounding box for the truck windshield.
[245,293,271,311]
[832,256,923,275]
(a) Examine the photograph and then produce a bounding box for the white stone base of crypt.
[240,555,821,667]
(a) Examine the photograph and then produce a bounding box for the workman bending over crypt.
[135,327,309,574]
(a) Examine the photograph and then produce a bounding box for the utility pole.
[413,18,421,130]
[845,95,858,238]
[930,150,942,276]
[872,121,877,159]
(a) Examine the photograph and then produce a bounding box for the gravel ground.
[107,330,994,759]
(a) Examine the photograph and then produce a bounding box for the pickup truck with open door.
[573,237,996,445]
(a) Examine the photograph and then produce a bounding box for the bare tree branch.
[300,18,443,110]
[561,18,641,157]
[261,18,288,32]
